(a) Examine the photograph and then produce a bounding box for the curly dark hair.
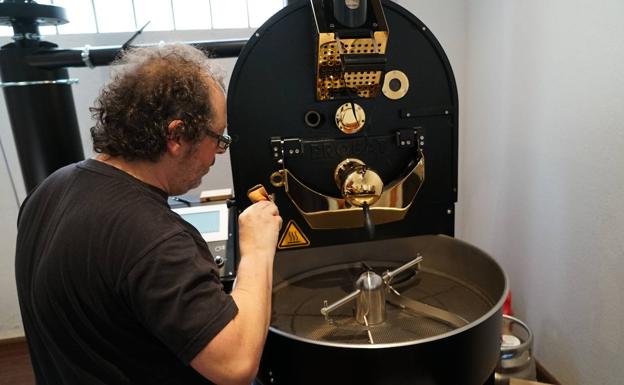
[90,43,224,161]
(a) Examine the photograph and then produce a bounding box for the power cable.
[0,136,21,209]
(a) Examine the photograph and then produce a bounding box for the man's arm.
[191,200,281,385]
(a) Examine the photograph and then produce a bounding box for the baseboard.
[0,336,26,345]
[536,360,562,385]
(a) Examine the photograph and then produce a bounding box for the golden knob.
[335,102,366,134]
[334,158,383,207]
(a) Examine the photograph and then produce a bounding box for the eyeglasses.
[204,130,232,151]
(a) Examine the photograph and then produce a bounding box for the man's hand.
[238,200,282,262]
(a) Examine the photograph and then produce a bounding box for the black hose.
[362,202,375,239]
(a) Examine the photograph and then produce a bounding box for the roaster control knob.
[334,158,383,207]
[335,102,366,134]
[214,255,224,267]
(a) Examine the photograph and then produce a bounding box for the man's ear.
[166,120,185,157]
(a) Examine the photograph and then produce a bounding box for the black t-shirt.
[15,159,238,385]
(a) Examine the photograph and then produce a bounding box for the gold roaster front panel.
[316,31,388,101]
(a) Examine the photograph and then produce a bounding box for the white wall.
[0,132,22,338]
[396,1,624,384]
[457,1,624,385]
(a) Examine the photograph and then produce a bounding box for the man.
[15,44,282,385]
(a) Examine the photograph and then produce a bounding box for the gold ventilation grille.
[316,31,388,101]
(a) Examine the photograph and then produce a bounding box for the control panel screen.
[172,203,229,243]
[179,211,220,234]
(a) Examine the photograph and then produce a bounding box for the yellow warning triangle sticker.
[278,220,310,249]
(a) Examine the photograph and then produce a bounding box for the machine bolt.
[214,256,224,267]
[406,112,411,117]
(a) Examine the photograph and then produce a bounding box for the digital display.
[172,203,228,243]
[180,211,220,234]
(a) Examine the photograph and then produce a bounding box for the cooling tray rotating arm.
[385,286,469,329]
[319,254,469,332]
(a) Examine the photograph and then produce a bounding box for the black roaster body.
[227,1,506,384]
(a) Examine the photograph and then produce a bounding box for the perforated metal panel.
[316,32,388,100]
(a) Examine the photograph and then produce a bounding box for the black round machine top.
[228,0,459,249]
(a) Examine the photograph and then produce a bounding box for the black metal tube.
[1,37,246,192]
[333,0,368,28]
[0,43,84,192]
[26,39,247,69]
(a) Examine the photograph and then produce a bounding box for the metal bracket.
[271,137,303,160]
[395,127,425,150]
[400,106,452,118]
[270,137,283,161]
[414,127,426,148]
[81,45,94,69]
[12,33,41,41]
[283,138,303,157]
[396,128,416,149]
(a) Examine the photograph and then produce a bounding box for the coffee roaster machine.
[227,1,507,385]
[1,1,507,384]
